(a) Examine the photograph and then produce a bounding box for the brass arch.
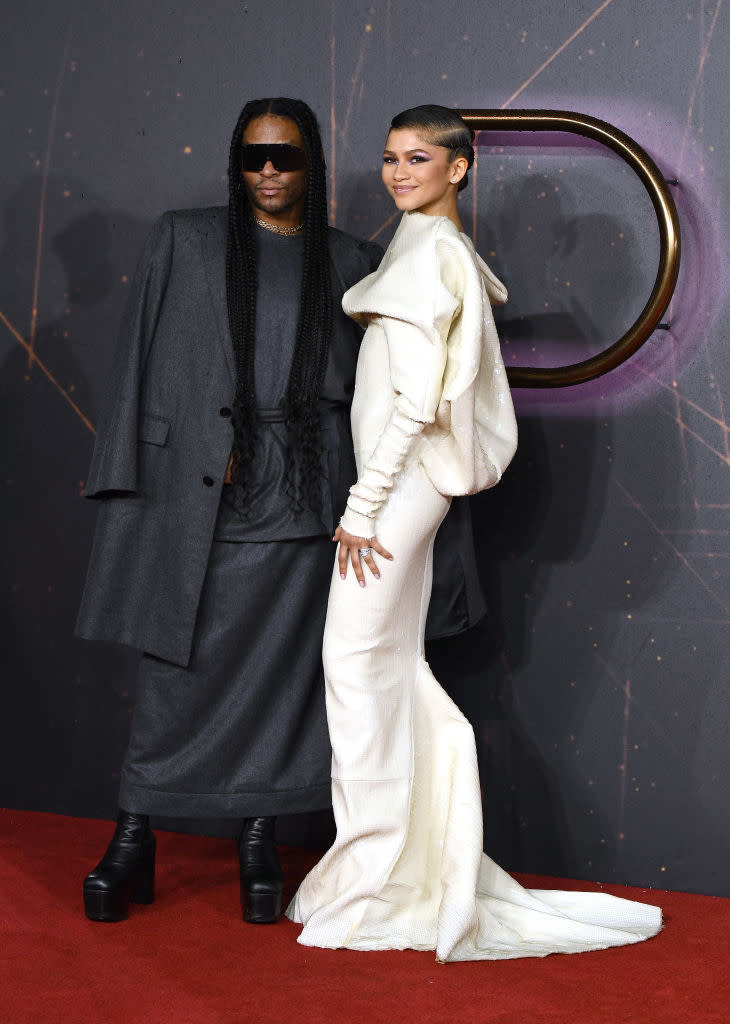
[458,109,681,388]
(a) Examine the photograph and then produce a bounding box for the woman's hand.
[333,525,393,587]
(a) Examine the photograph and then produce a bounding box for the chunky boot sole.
[84,884,131,923]
[238,817,283,924]
[241,882,282,925]
[83,853,155,922]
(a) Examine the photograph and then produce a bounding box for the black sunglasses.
[240,144,308,173]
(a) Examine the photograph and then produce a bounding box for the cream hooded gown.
[286,211,661,962]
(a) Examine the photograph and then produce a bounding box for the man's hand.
[333,525,393,587]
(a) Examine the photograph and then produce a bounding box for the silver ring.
[358,547,372,558]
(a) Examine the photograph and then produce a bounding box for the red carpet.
[1,809,728,1024]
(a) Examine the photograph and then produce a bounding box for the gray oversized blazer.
[76,207,485,667]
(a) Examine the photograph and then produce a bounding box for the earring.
[450,178,458,183]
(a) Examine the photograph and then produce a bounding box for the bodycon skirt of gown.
[286,457,662,962]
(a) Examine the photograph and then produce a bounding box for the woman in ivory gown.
[286,105,662,962]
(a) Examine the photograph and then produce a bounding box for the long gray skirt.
[118,536,334,817]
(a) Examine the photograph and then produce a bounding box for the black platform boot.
[238,816,283,924]
[83,810,156,922]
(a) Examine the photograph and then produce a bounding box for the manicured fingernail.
[359,580,365,588]
[374,573,380,580]
[340,573,346,579]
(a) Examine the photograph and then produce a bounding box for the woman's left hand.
[334,525,393,587]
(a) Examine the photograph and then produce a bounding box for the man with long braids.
[76,97,485,925]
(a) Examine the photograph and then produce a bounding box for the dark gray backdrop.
[1,0,728,896]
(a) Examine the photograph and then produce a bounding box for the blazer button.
[203,475,214,487]
[219,406,232,417]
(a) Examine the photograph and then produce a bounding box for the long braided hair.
[226,97,332,513]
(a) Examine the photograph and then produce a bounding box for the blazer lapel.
[199,208,236,384]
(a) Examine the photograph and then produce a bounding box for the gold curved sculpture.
[458,109,681,388]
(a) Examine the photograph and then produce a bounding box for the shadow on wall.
[428,164,697,883]
[0,178,149,818]
[429,398,699,884]
[479,134,724,413]
[482,170,641,374]
[427,413,604,872]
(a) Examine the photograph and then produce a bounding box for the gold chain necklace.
[253,215,303,236]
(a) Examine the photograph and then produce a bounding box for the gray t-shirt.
[215,224,327,540]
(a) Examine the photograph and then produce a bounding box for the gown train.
[286,459,661,961]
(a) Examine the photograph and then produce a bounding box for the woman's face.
[381,128,465,217]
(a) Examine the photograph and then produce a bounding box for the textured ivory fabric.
[287,211,661,960]
[339,211,518,538]
[288,460,662,960]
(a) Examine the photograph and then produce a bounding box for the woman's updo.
[389,104,475,192]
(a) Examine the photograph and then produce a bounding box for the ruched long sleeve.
[339,402,431,538]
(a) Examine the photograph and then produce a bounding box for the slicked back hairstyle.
[390,104,475,192]
[226,97,332,512]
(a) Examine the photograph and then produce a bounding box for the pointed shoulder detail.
[342,212,461,339]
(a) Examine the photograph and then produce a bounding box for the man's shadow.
[0,177,150,818]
